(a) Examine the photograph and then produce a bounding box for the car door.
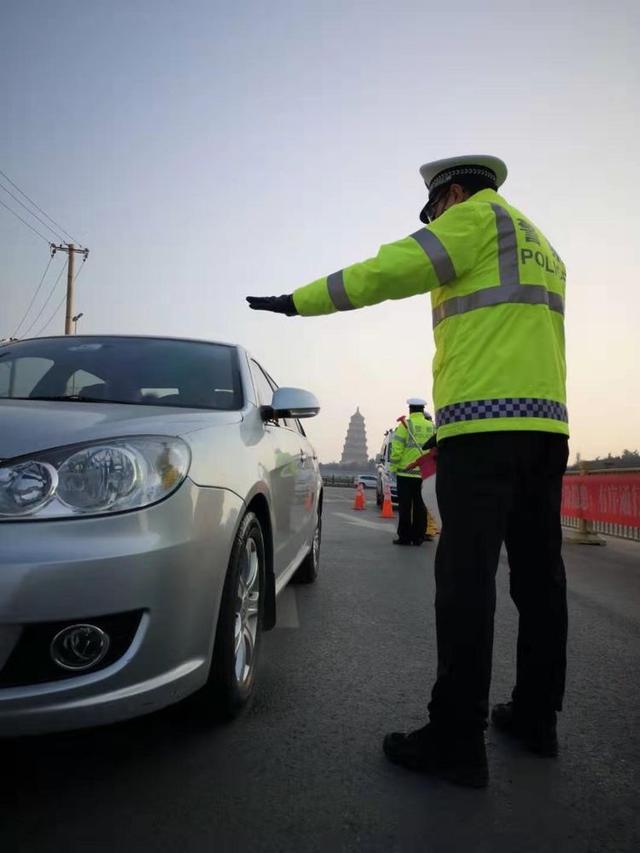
[249,360,311,578]
[285,415,319,550]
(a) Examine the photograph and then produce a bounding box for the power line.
[10,253,55,338]
[35,292,67,338]
[0,196,52,244]
[21,259,67,337]
[0,181,65,243]
[72,257,87,283]
[34,255,88,338]
[0,168,83,247]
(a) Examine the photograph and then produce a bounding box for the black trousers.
[428,431,569,733]
[396,476,427,543]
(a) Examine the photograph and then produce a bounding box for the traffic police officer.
[390,398,433,546]
[247,155,569,788]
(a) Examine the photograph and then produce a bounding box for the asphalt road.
[2,487,639,853]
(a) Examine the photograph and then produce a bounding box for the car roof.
[6,334,243,351]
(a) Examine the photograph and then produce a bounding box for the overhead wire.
[0,181,65,243]
[34,255,89,338]
[21,259,67,338]
[0,196,52,244]
[34,293,67,338]
[0,168,83,247]
[10,253,55,338]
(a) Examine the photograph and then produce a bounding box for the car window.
[0,356,54,398]
[0,361,9,396]
[0,338,243,410]
[140,387,180,401]
[250,360,275,407]
[250,360,295,429]
[65,369,106,396]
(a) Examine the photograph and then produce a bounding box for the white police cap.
[419,154,507,192]
[407,397,427,406]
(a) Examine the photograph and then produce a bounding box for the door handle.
[299,451,307,464]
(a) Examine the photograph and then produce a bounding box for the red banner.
[562,473,640,527]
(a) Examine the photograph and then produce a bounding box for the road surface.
[2,487,639,852]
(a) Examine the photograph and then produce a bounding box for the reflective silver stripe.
[430,203,565,327]
[410,229,456,285]
[327,270,355,311]
[432,284,565,328]
[548,291,564,314]
[491,204,520,287]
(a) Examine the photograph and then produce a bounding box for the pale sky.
[2,0,639,463]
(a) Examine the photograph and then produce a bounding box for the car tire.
[292,512,321,584]
[197,512,266,721]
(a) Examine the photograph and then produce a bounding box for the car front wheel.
[293,512,321,584]
[198,511,265,720]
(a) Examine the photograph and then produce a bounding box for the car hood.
[0,400,242,460]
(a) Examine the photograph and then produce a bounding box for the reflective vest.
[390,413,434,477]
[292,189,568,441]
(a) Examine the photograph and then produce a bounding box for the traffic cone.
[353,482,366,510]
[380,481,394,518]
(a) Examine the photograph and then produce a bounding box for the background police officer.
[389,398,433,546]
[247,154,569,789]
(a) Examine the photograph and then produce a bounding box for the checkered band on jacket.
[435,397,568,428]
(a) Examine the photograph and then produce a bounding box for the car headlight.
[0,436,191,519]
[0,461,58,515]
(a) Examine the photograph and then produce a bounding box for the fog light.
[50,624,110,671]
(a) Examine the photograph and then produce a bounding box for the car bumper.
[0,481,244,736]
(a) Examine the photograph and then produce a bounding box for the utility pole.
[50,243,89,335]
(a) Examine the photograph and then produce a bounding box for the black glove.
[421,433,438,451]
[246,294,298,316]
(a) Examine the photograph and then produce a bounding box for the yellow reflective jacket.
[390,413,434,477]
[292,189,567,441]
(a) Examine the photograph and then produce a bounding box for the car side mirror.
[267,387,320,420]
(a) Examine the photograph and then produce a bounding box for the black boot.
[382,723,488,788]
[393,538,412,546]
[491,701,558,757]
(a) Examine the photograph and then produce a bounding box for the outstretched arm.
[246,204,480,317]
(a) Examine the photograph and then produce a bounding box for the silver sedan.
[0,335,322,735]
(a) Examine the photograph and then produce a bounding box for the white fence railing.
[562,515,640,542]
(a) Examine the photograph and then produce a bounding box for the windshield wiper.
[17,395,133,405]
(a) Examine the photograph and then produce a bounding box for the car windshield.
[0,336,243,410]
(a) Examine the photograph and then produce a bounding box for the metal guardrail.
[562,465,640,543]
[562,515,640,542]
[321,475,357,488]
[565,467,640,475]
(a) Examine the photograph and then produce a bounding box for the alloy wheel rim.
[234,536,261,685]
[312,523,321,568]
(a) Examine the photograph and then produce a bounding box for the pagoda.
[340,407,369,467]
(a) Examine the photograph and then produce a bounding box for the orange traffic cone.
[353,482,366,510]
[380,481,394,518]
